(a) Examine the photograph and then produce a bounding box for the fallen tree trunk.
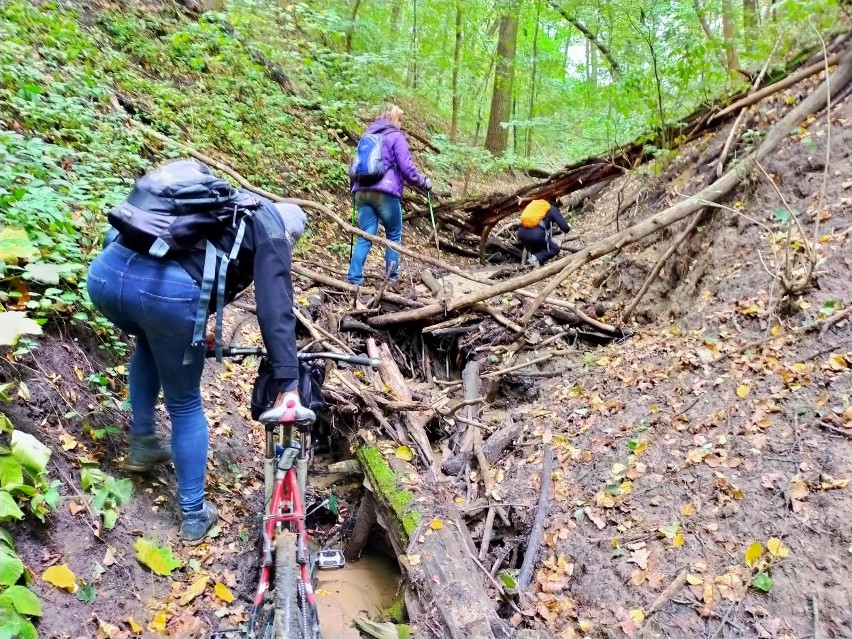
[435,46,844,234]
[371,50,852,328]
[356,443,511,639]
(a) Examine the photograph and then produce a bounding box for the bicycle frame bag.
[251,357,327,422]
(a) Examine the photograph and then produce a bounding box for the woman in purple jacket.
[347,105,431,285]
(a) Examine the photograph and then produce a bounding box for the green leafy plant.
[79,464,133,531]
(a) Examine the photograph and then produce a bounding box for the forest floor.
[2,5,851,638]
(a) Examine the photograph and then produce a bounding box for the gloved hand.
[423,177,432,191]
[259,390,316,425]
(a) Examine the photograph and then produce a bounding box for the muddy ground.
[3,55,852,639]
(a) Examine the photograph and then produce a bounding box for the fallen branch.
[443,420,522,476]
[717,41,778,178]
[710,52,843,122]
[518,443,554,593]
[621,209,704,323]
[646,569,688,616]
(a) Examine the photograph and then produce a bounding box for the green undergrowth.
[357,445,421,538]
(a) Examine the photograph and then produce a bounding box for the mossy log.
[355,441,511,639]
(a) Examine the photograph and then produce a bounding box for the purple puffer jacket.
[351,118,428,198]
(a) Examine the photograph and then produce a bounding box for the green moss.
[358,446,422,537]
[382,599,405,624]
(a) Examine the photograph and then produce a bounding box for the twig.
[815,421,852,439]
[621,209,703,323]
[647,569,688,616]
[813,595,822,639]
[710,603,737,639]
[483,353,553,379]
[518,443,553,593]
[473,303,524,334]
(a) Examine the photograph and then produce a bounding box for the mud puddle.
[315,551,400,639]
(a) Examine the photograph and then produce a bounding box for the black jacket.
[518,205,571,242]
[117,205,298,392]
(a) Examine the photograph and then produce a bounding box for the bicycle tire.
[272,531,303,639]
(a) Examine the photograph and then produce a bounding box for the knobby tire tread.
[273,530,303,639]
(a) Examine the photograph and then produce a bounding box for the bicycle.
[207,347,378,639]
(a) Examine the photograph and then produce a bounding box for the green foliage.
[0,416,53,637]
[80,464,133,531]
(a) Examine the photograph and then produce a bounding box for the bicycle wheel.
[272,531,303,639]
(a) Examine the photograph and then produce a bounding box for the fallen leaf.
[127,617,141,633]
[149,610,168,632]
[214,582,234,603]
[766,538,789,558]
[97,617,121,638]
[752,571,773,592]
[686,574,703,585]
[395,445,413,461]
[429,518,443,531]
[134,538,181,576]
[628,608,645,625]
[628,547,650,570]
[745,541,763,568]
[69,500,86,516]
[59,433,78,451]
[103,547,116,567]
[407,554,421,567]
[42,564,77,592]
[179,576,209,605]
[673,532,684,548]
[681,503,696,517]
[736,384,751,398]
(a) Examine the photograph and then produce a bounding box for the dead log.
[344,492,377,561]
[518,444,553,594]
[443,421,523,476]
[371,51,852,328]
[422,269,454,301]
[367,339,439,476]
[356,443,511,639]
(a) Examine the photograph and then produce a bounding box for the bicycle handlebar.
[206,347,379,368]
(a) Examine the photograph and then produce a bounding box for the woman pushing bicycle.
[87,159,313,542]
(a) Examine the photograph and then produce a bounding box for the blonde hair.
[381,104,404,128]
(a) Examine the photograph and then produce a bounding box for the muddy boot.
[181,500,218,543]
[122,434,172,472]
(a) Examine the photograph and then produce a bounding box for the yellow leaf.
[430,518,443,531]
[578,619,593,633]
[736,384,750,398]
[128,617,142,633]
[179,576,209,605]
[59,433,78,451]
[628,608,645,625]
[770,325,782,336]
[454,496,465,503]
[407,554,421,567]
[316,588,330,596]
[766,537,789,558]
[98,618,120,638]
[611,462,626,475]
[42,564,77,592]
[395,445,413,461]
[680,504,696,517]
[744,541,763,567]
[673,532,684,548]
[214,582,234,603]
[150,609,168,633]
[134,538,182,576]
[686,574,703,585]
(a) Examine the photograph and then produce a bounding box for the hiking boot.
[181,500,218,543]
[122,434,172,472]
[527,254,540,268]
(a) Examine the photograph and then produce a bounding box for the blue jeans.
[87,242,207,512]
[347,191,402,285]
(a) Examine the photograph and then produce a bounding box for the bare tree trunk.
[390,3,401,33]
[344,0,362,53]
[450,1,463,142]
[547,0,620,75]
[590,39,598,85]
[693,0,729,71]
[743,0,759,38]
[484,4,519,156]
[526,3,540,158]
[409,0,418,89]
[722,0,741,72]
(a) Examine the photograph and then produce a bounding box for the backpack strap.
[182,212,253,365]
[183,240,219,365]
[212,213,251,361]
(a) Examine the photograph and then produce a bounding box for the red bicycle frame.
[252,447,316,610]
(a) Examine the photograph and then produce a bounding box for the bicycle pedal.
[315,549,346,570]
